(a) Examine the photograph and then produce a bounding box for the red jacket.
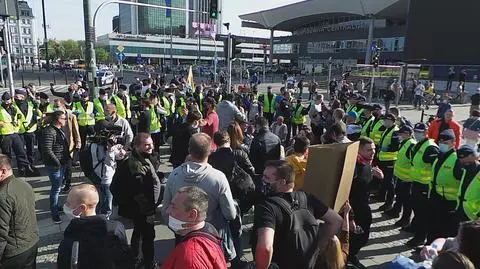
[161,230,227,269]
[427,119,462,149]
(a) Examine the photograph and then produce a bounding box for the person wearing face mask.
[161,186,227,269]
[105,103,133,147]
[407,122,440,246]
[456,145,480,223]
[391,125,416,227]
[251,160,343,269]
[92,88,110,121]
[73,91,95,149]
[367,104,386,146]
[14,89,40,170]
[111,84,131,120]
[376,113,400,213]
[461,109,480,148]
[428,109,461,149]
[427,129,464,244]
[260,86,277,125]
[57,184,133,269]
[360,105,374,137]
[0,154,39,269]
[249,117,282,174]
[111,133,161,269]
[148,94,167,153]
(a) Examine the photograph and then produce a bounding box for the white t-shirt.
[415,84,425,96]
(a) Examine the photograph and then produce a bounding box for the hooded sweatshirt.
[286,154,308,190]
[162,161,236,231]
[216,100,245,130]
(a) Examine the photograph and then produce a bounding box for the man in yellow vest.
[0,92,37,177]
[360,105,375,137]
[149,94,167,152]
[376,113,400,212]
[390,125,416,227]
[456,145,480,222]
[292,98,308,138]
[14,89,40,170]
[368,104,386,146]
[260,86,276,124]
[73,91,95,149]
[92,88,110,121]
[407,122,439,247]
[111,85,131,120]
[427,129,464,243]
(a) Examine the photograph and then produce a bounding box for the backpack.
[79,143,104,185]
[268,192,321,269]
[229,160,255,206]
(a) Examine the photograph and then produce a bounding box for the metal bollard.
[21,73,25,87]
[53,71,56,84]
[38,76,41,86]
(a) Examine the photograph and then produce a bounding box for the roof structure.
[239,0,408,31]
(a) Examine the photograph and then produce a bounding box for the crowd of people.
[0,73,479,269]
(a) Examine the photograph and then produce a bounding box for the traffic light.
[231,36,241,59]
[371,45,380,68]
[209,0,218,19]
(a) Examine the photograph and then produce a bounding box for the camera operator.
[91,121,127,219]
[105,103,133,147]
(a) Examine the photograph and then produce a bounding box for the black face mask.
[15,99,25,104]
[261,180,276,196]
[462,162,478,170]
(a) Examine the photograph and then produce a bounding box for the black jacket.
[0,176,38,261]
[41,124,69,168]
[57,215,133,269]
[209,147,255,179]
[249,128,281,174]
[169,122,198,167]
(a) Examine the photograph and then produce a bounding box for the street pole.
[365,15,374,65]
[169,15,173,67]
[3,17,14,96]
[41,0,49,71]
[262,47,266,84]
[328,63,332,83]
[0,55,4,87]
[228,32,232,93]
[213,38,217,83]
[82,0,97,98]
[369,66,375,103]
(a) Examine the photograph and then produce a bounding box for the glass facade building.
[137,0,187,36]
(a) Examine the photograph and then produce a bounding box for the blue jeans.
[98,184,113,218]
[47,165,65,218]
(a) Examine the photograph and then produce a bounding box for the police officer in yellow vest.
[456,145,480,222]
[73,91,95,149]
[292,98,308,137]
[111,85,131,120]
[14,89,40,170]
[427,129,464,243]
[368,104,386,146]
[407,122,439,247]
[0,92,37,176]
[260,86,276,124]
[390,125,416,227]
[376,113,400,212]
[92,88,110,121]
[360,105,375,137]
[149,94,167,152]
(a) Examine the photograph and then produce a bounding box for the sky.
[28,0,302,41]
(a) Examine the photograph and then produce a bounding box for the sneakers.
[52,215,62,224]
[61,185,71,193]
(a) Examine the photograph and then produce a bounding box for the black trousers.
[349,202,372,256]
[78,125,95,149]
[1,243,37,269]
[427,192,458,243]
[151,132,162,153]
[263,112,274,125]
[396,180,413,220]
[21,132,36,165]
[286,121,293,144]
[0,134,30,168]
[62,157,73,188]
[131,215,155,266]
[411,182,430,240]
[378,162,395,206]
[311,124,323,144]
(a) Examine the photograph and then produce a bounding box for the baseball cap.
[399,125,413,134]
[2,92,11,100]
[99,88,107,95]
[38,92,48,100]
[438,129,455,141]
[14,89,27,97]
[371,104,383,111]
[414,122,427,132]
[347,111,358,119]
[81,91,89,98]
[457,144,479,158]
[384,113,397,121]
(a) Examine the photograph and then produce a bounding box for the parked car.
[96,70,115,86]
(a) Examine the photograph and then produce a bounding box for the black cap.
[38,92,48,100]
[414,122,428,132]
[371,103,383,111]
[99,88,107,95]
[81,91,89,98]
[472,110,480,117]
[350,93,360,100]
[457,145,479,158]
[358,95,367,102]
[438,129,455,141]
[399,125,413,134]
[2,92,11,100]
[384,113,397,121]
[14,89,27,97]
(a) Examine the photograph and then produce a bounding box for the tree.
[95,47,109,63]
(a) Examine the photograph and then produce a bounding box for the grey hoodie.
[217,100,245,130]
[161,161,236,231]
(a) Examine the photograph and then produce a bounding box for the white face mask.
[414,132,425,141]
[63,204,81,220]
[168,215,188,234]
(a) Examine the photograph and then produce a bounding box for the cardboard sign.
[303,142,359,212]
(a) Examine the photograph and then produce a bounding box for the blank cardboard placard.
[303,142,359,212]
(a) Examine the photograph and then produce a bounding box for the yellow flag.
[187,65,195,89]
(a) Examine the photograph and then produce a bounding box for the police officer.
[73,91,95,148]
[14,89,40,169]
[360,105,375,137]
[390,125,416,226]
[427,129,463,242]
[260,86,276,124]
[377,113,400,212]
[0,92,37,176]
[149,94,166,153]
[456,145,480,222]
[292,98,308,138]
[92,88,110,121]
[407,122,439,247]
[368,104,385,146]
[111,84,131,120]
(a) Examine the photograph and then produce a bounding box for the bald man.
[105,103,134,146]
[57,184,133,269]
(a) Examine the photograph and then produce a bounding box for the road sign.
[117,45,124,52]
[136,56,145,64]
[117,52,126,62]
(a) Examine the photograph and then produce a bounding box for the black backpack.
[267,192,321,269]
[79,143,104,185]
[229,161,255,207]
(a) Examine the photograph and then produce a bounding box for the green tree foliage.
[95,47,109,63]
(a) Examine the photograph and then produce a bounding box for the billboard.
[404,0,480,65]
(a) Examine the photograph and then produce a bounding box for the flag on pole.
[165,0,171,17]
[187,65,195,89]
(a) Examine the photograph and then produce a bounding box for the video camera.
[89,122,123,146]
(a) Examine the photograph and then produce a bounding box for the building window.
[27,29,31,34]
[23,38,27,44]
[10,27,15,34]
[23,28,27,34]
[30,48,33,54]
[15,47,19,54]
[24,48,28,54]
[14,37,19,44]
[27,19,31,25]
[28,38,32,44]
[22,19,26,24]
